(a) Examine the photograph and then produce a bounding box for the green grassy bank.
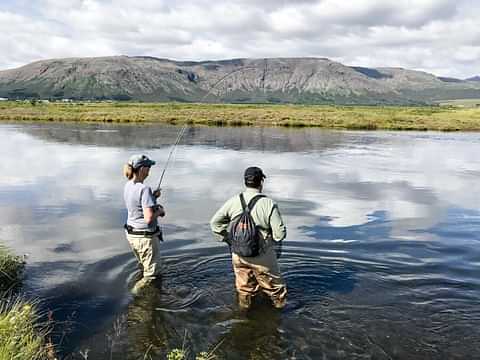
[1,101,480,131]
[0,245,24,293]
[0,299,51,360]
[0,245,51,360]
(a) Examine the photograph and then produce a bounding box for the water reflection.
[19,123,348,152]
[1,123,480,358]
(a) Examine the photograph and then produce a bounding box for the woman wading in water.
[123,154,165,294]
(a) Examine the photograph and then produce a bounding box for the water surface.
[0,123,479,359]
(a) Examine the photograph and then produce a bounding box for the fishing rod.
[155,64,261,190]
[156,123,188,191]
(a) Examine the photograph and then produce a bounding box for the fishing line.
[155,65,260,191]
[156,123,188,191]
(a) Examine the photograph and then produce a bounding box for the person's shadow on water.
[123,279,190,359]
[213,298,291,360]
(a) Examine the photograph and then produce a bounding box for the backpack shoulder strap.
[247,194,266,211]
[239,193,247,211]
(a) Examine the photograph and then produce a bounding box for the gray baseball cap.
[128,154,156,169]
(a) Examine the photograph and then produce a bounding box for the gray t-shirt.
[124,180,157,231]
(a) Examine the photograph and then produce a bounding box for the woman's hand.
[155,204,165,218]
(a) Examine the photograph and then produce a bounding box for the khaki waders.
[232,248,287,309]
[126,232,163,292]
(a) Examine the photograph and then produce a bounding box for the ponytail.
[123,164,134,180]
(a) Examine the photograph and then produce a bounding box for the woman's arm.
[143,205,165,225]
[142,186,165,225]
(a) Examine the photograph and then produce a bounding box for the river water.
[0,123,479,359]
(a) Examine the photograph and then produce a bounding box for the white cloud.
[0,1,479,78]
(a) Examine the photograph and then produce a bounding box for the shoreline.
[1,101,480,131]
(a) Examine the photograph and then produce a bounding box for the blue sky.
[0,0,478,78]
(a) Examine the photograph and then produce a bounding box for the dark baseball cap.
[244,166,266,182]
[128,154,156,169]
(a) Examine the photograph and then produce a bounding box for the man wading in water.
[210,167,287,309]
[123,154,165,294]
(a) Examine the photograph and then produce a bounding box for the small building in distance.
[0,97,8,101]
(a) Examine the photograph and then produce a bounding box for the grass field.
[1,100,480,131]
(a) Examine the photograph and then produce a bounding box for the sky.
[0,0,478,78]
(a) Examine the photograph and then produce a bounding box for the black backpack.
[228,193,266,257]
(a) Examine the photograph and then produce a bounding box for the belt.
[124,224,160,236]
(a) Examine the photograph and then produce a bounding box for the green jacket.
[209,188,287,248]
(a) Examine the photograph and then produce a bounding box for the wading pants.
[126,232,162,282]
[232,248,287,309]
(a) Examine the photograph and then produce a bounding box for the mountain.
[466,76,480,82]
[0,56,479,104]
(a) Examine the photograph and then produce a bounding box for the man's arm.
[269,203,286,258]
[269,204,286,241]
[210,200,232,243]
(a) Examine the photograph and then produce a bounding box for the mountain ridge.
[1,56,479,104]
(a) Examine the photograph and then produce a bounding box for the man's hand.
[214,230,231,246]
[222,232,231,247]
[153,189,161,198]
